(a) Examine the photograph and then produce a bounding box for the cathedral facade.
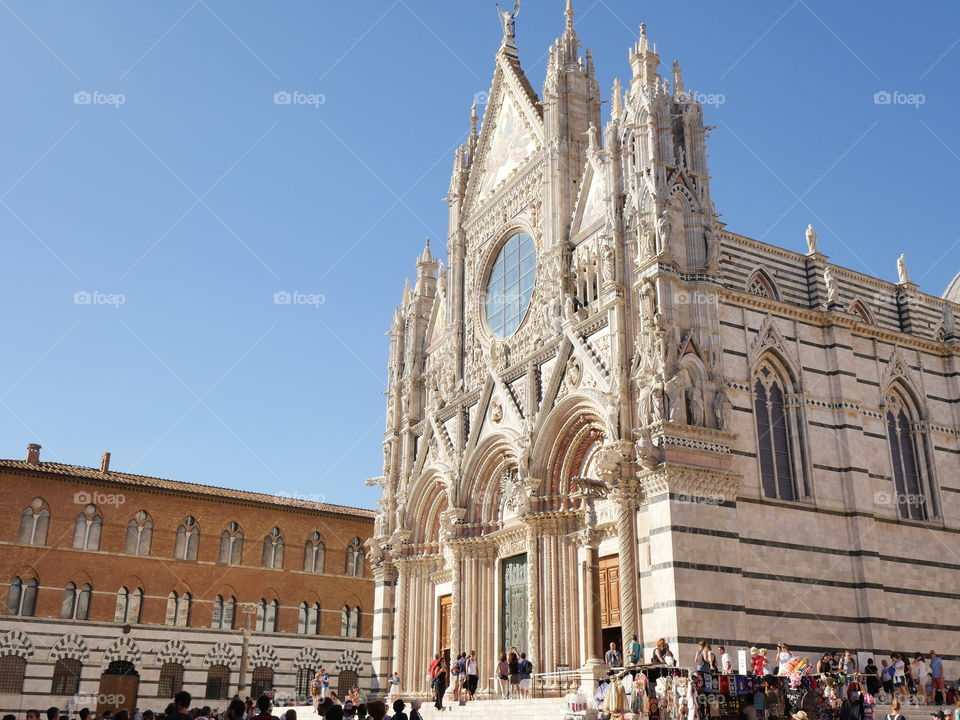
[368,3,960,693]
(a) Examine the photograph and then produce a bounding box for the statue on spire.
[497,0,520,39]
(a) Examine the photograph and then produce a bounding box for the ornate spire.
[470,101,479,139]
[418,237,433,265]
[629,23,661,90]
[565,0,575,36]
[611,77,623,121]
[557,0,579,65]
[672,60,685,97]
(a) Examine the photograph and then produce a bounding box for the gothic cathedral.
[367,2,960,693]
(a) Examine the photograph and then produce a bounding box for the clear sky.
[0,1,957,510]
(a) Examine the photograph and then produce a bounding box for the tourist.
[4,714,15,720]
[605,642,622,669]
[886,698,904,720]
[312,673,323,711]
[663,649,676,667]
[508,649,520,699]
[348,687,366,706]
[465,650,479,701]
[226,699,245,720]
[366,703,385,720]
[434,654,449,710]
[170,693,194,720]
[830,652,841,673]
[777,644,792,674]
[694,641,711,672]
[627,635,641,666]
[325,707,343,720]
[842,651,859,677]
[245,699,255,718]
[408,700,422,720]
[26,712,40,720]
[519,652,533,699]
[892,653,908,701]
[865,658,881,696]
[390,700,407,720]
[328,693,342,707]
[913,654,931,704]
[133,708,142,720]
[320,668,331,699]
[250,697,275,720]
[198,707,212,720]
[387,671,401,702]
[817,653,832,675]
[753,648,770,676]
[652,638,670,665]
[284,711,296,720]
[497,653,509,699]
[718,646,732,674]
[450,654,461,703]
[342,703,354,719]
[317,701,333,719]
[931,651,946,705]
[882,660,895,696]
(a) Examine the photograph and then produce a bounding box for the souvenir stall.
[565,660,876,720]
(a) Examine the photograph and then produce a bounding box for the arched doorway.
[98,660,139,715]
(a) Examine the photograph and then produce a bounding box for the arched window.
[753,357,808,502]
[344,537,364,577]
[124,510,153,556]
[19,498,50,545]
[296,602,320,635]
[251,667,273,699]
[262,527,284,570]
[337,670,358,699]
[157,661,184,697]
[6,577,38,616]
[206,664,230,700]
[211,595,236,630]
[746,268,779,300]
[165,591,191,626]
[255,599,279,632]
[115,586,142,624]
[296,666,315,699]
[885,387,934,521]
[303,532,325,573]
[72,505,102,550]
[61,582,92,620]
[350,606,361,637]
[174,517,199,561]
[0,656,26,693]
[51,657,82,695]
[297,602,307,634]
[340,605,360,637]
[219,522,243,565]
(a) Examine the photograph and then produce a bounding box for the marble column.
[449,546,462,663]
[371,563,398,692]
[524,521,541,671]
[613,479,641,651]
[393,562,408,694]
[575,528,603,668]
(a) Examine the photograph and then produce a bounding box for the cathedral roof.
[0,457,376,518]
[944,272,960,303]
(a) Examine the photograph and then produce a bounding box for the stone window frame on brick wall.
[115,586,143,624]
[211,594,237,630]
[72,504,102,551]
[304,531,325,573]
[340,604,361,637]
[206,664,230,700]
[255,598,279,632]
[124,510,153,556]
[174,516,200,561]
[251,666,274,698]
[18,497,50,546]
[261,527,285,570]
[6,576,38,616]
[165,591,192,627]
[219,522,244,565]
[0,654,26,694]
[884,383,941,522]
[157,661,185,697]
[61,581,92,620]
[297,601,321,635]
[51,657,82,696]
[344,537,365,577]
[745,266,781,301]
[752,353,812,503]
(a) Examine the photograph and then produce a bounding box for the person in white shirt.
[776,643,792,675]
[718,646,732,674]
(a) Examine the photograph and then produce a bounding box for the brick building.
[0,444,374,715]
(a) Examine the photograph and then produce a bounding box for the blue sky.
[0,1,956,510]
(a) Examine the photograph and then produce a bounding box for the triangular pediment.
[464,52,544,215]
[571,161,606,239]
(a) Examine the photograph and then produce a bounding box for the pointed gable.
[465,50,544,214]
[571,162,605,238]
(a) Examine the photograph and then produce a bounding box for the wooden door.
[97,674,138,715]
[438,594,452,654]
[501,554,528,654]
[598,555,621,628]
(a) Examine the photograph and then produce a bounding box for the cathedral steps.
[418,697,568,720]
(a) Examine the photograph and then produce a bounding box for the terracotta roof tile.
[0,458,375,519]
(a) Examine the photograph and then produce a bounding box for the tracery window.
[165,591,191,626]
[6,577,38,616]
[297,602,320,635]
[72,505,102,550]
[219,522,243,565]
[885,387,935,521]
[124,510,153,556]
[303,531,325,573]
[174,517,199,561]
[114,586,142,624]
[19,498,49,545]
[485,232,536,338]
[753,357,808,501]
[344,537,364,577]
[255,599,279,632]
[211,594,236,629]
[61,582,92,620]
[261,527,284,570]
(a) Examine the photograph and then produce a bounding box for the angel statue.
[497,0,520,39]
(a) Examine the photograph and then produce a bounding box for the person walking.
[930,651,946,705]
[626,635,642,667]
[911,655,930,705]
[507,650,520,699]
[465,650,478,701]
[892,654,908,702]
[433,655,448,711]
[387,671,400,702]
[718,646,732,674]
[518,652,533,699]
[496,653,509,699]
[864,658,881,697]
[777,644,792,675]
[695,641,711,672]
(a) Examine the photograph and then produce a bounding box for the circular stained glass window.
[485,232,536,339]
